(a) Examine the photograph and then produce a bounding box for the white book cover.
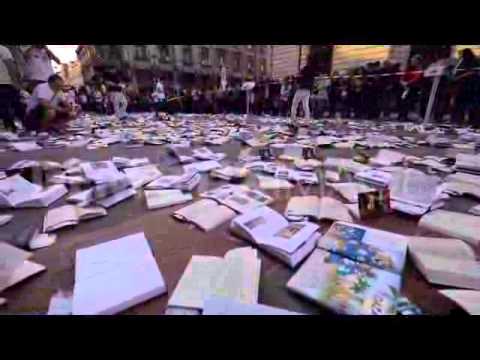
[72,233,166,315]
[43,205,107,232]
[145,190,193,210]
[369,150,406,166]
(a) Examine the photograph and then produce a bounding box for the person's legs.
[0,85,19,132]
[301,90,311,122]
[290,90,302,123]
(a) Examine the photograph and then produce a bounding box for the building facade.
[270,45,310,80]
[89,45,271,90]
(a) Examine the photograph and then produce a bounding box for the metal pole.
[423,74,441,124]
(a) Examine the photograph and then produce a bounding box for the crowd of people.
[1,45,480,134]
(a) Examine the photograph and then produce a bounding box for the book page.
[96,187,136,208]
[124,165,162,189]
[168,256,225,309]
[145,190,192,210]
[17,184,68,208]
[76,207,108,221]
[285,196,321,219]
[183,160,221,173]
[174,199,236,232]
[80,161,123,184]
[390,169,441,208]
[203,296,301,315]
[408,236,476,261]
[0,242,32,277]
[0,260,46,293]
[44,205,79,232]
[329,183,373,203]
[419,210,480,247]
[317,197,354,223]
[232,206,288,243]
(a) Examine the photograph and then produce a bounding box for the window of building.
[247,56,254,71]
[200,47,210,66]
[183,46,193,65]
[233,52,241,72]
[217,49,226,66]
[260,59,266,74]
[158,45,171,63]
[135,45,148,61]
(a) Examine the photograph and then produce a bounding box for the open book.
[167,144,195,164]
[72,232,166,315]
[418,210,480,248]
[146,171,201,192]
[455,153,480,174]
[112,157,150,169]
[389,169,444,215]
[329,183,374,203]
[145,190,193,210]
[43,205,107,232]
[354,169,392,187]
[285,196,353,223]
[0,242,46,293]
[0,175,67,208]
[231,206,320,268]
[123,165,163,189]
[210,166,250,182]
[173,199,236,231]
[200,185,273,214]
[183,160,222,173]
[167,247,260,313]
[192,147,226,161]
[286,249,401,315]
[80,161,124,184]
[318,222,408,275]
[369,149,406,167]
[408,236,480,290]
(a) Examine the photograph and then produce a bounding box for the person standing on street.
[290,55,318,126]
[23,45,60,92]
[0,45,23,132]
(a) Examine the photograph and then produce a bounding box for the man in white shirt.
[152,77,166,113]
[0,45,23,132]
[24,74,75,132]
[23,45,60,92]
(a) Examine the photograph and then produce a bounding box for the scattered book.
[286,249,401,315]
[72,232,166,315]
[112,157,150,169]
[369,150,407,167]
[43,205,107,232]
[354,169,392,187]
[146,171,201,192]
[0,175,67,208]
[167,144,195,163]
[389,169,444,215]
[408,236,480,290]
[10,141,42,152]
[192,147,226,161]
[0,242,46,293]
[231,206,320,268]
[285,196,353,223]
[200,184,273,214]
[210,166,249,182]
[183,160,222,173]
[256,174,293,190]
[123,165,163,189]
[80,161,124,184]
[145,190,193,210]
[202,296,302,315]
[329,183,374,203]
[173,199,237,231]
[167,247,260,313]
[418,210,480,248]
[0,214,13,227]
[318,222,408,275]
